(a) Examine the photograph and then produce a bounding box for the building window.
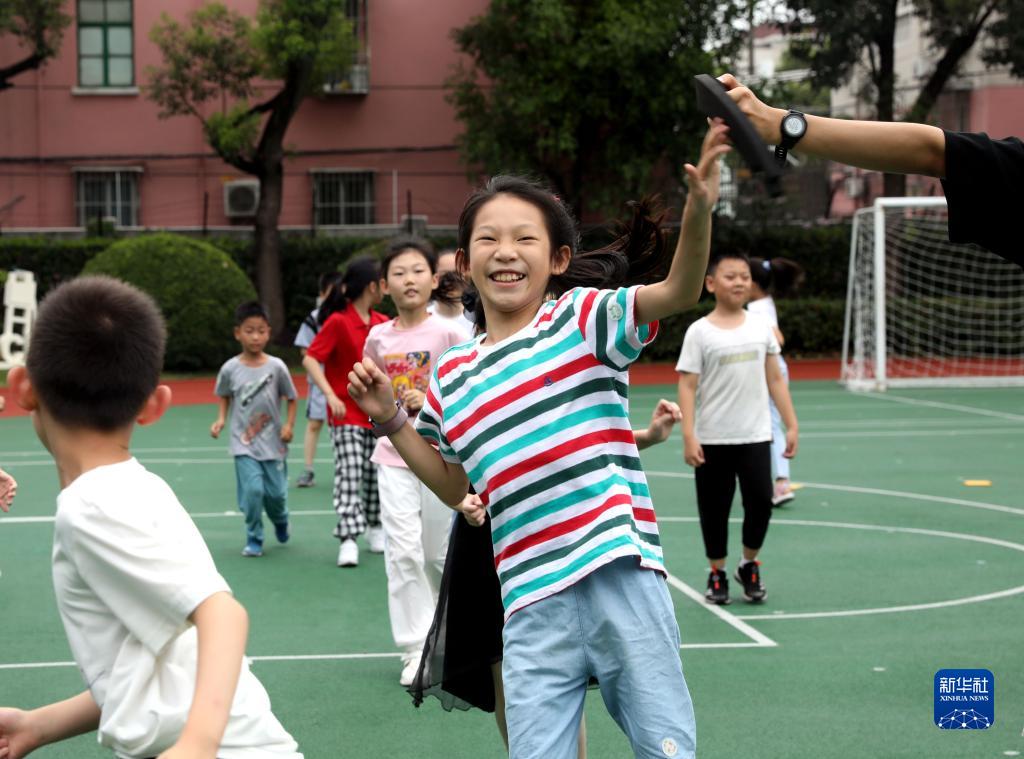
[313,171,375,225]
[78,0,134,87]
[323,0,369,93]
[75,170,140,227]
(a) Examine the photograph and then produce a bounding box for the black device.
[775,109,808,167]
[693,74,783,197]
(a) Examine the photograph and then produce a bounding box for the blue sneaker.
[274,521,290,544]
[242,541,264,557]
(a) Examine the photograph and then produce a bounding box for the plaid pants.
[330,424,380,541]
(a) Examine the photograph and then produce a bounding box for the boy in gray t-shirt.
[212,302,298,557]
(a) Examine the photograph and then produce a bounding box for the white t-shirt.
[676,312,781,444]
[746,295,778,328]
[52,459,302,759]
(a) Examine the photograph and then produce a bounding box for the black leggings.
[693,441,773,560]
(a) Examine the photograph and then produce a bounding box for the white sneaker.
[399,655,420,687]
[366,526,385,554]
[337,539,358,567]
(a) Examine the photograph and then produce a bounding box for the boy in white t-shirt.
[0,277,302,759]
[677,253,799,605]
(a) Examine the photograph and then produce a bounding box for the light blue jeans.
[234,455,289,545]
[502,557,696,759]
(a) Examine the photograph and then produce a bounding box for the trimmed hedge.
[83,234,257,371]
[0,223,850,358]
[646,297,845,362]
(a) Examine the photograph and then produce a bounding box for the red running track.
[0,360,841,419]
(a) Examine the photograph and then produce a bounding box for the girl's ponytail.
[317,255,381,325]
[749,256,806,298]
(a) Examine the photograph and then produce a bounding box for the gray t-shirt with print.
[215,355,297,461]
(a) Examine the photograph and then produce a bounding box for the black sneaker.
[704,568,731,605]
[734,561,767,603]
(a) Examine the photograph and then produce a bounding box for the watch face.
[783,114,806,138]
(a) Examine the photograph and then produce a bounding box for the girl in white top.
[747,256,805,505]
[677,253,799,606]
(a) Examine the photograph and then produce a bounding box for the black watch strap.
[775,109,807,167]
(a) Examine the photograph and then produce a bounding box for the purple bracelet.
[370,403,408,438]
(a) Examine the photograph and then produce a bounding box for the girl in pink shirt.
[362,238,470,687]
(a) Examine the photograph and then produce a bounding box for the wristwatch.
[370,401,408,438]
[775,109,807,167]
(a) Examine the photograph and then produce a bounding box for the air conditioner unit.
[224,179,260,218]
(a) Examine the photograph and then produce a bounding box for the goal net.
[841,197,1024,390]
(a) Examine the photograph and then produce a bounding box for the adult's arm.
[719,73,946,178]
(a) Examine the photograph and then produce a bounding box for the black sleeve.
[941,130,1024,268]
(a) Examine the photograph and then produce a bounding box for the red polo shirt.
[306,304,389,427]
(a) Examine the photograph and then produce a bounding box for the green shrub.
[83,233,257,371]
[642,297,845,362]
[0,237,115,296]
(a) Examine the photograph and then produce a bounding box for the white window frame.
[311,170,376,226]
[73,167,142,228]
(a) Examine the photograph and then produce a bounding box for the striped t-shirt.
[415,285,664,619]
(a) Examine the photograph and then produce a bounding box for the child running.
[211,301,298,558]
[293,271,345,488]
[348,122,731,759]
[411,399,685,759]
[677,252,799,605]
[303,256,389,567]
[747,256,805,506]
[0,276,301,758]
[362,238,470,687]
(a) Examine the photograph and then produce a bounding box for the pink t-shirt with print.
[363,313,471,468]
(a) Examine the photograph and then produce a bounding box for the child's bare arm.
[634,399,682,450]
[302,355,345,419]
[348,358,469,505]
[159,592,248,759]
[0,691,101,757]
[0,468,16,513]
[635,122,731,325]
[280,398,297,443]
[677,373,705,467]
[210,397,230,438]
[766,356,798,458]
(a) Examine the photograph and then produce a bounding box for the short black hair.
[707,251,751,276]
[381,237,437,277]
[234,301,270,326]
[26,276,166,431]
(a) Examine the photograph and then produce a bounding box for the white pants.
[376,464,452,655]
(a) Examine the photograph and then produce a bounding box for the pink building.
[0,0,489,234]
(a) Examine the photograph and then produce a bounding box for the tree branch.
[0,51,45,90]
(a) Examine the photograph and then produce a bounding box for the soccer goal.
[841,197,1024,390]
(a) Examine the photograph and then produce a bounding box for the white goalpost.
[841,197,1024,390]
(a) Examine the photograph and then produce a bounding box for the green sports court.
[1,380,1022,758]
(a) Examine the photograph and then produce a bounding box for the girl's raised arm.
[635,121,730,325]
[348,358,470,505]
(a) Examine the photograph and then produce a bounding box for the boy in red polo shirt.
[303,257,389,567]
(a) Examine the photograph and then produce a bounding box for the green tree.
[784,0,1024,195]
[446,0,733,219]
[0,0,71,91]
[146,1,356,334]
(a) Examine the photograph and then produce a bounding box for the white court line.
[658,516,1024,621]
[645,471,1024,518]
[664,572,777,648]
[0,640,764,671]
[870,393,1024,422]
[798,427,1022,439]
